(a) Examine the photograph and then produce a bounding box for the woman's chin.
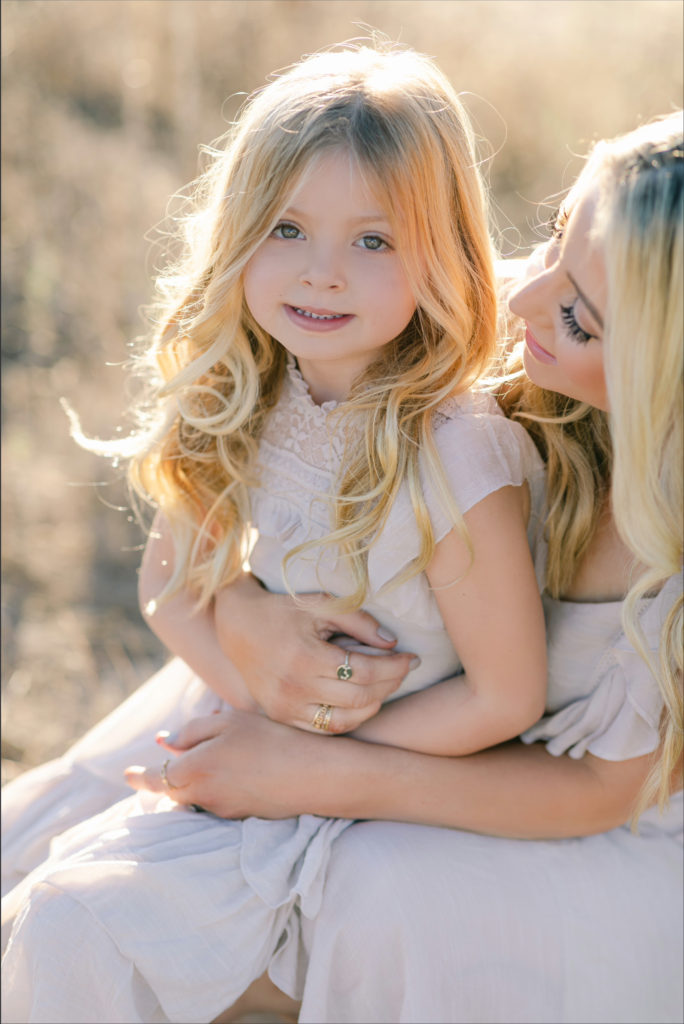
[521,346,548,390]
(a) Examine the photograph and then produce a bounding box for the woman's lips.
[525,326,557,364]
[284,304,354,332]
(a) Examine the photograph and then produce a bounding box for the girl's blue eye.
[357,234,388,251]
[560,303,594,345]
[273,222,302,240]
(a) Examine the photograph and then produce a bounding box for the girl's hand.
[125,710,329,819]
[213,576,418,733]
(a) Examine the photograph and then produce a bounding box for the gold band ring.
[160,757,178,790]
[312,704,334,731]
[336,651,353,680]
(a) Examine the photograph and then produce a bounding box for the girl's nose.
[298,246,345,291]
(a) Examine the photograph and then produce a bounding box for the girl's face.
[508,178,609,411]
[243,148,417,403]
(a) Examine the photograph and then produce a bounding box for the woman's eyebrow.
[567,272,604,329]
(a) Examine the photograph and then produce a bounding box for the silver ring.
[336,651,353,680]
[160,757,177,790]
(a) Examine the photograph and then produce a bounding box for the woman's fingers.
[301,699,383,735]
[323,644,418,697]
[315,606,400,649]
[154,711,234,751]
[125,757,189,794]
[292,645,420,732]
[261,644,419,729]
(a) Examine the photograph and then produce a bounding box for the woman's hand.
[125,708,657,838]
[125,710,336,819]
[214,575,418,733]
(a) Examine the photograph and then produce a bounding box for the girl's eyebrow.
[567,271,604,329]
[283,206,391,225]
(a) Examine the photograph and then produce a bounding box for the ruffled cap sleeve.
[367,391,546,617]
[522,573,682,761]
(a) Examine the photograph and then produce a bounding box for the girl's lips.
[284,304,354,332]
[525,326,557,364]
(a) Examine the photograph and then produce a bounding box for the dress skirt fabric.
[296,811,683,1024]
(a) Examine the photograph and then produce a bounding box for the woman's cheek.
[567,347,608,407]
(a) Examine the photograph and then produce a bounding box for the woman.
[127,112,683,1024]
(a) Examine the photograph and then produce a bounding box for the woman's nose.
[507,247,554,321]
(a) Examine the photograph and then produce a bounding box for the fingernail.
[377,626,397,642]
[157,729,179,745]
[409,657,421,670]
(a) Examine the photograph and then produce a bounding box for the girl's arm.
[139,512,413,724]
[351,484,547,755]
[126,709,662,839]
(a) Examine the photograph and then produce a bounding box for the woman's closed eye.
[559,302,597,344]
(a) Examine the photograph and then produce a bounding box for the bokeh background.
[2,0,682,780]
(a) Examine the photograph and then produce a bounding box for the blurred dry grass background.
[2,0,682,780]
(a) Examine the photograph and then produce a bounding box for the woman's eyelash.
[546,206,569,241]
[560,303,593,344]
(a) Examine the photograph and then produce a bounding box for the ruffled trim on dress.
[522,574,682,761]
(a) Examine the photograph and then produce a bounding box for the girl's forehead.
[280,147,392,213]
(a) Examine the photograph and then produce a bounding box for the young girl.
[2,43,546,1022]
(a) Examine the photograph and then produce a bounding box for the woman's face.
[508,178,609,411]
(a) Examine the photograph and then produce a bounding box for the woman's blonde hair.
[496,310,612,600]
[83,42,497,610]
[592,113,683,813]
[502,114,683,814]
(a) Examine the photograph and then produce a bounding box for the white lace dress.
[1,362,545,1024]
[295,577,684,1024]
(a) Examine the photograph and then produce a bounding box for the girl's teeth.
[294,308,345,320]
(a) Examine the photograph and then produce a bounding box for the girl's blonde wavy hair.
[87,42,497,612]
[501,113,683,817]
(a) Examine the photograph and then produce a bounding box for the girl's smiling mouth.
[285,304,355,330]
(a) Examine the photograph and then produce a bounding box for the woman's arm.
[350,485,547,755]
[126,709,658,839]
[139,513,258,709]
[140,513,414,726]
